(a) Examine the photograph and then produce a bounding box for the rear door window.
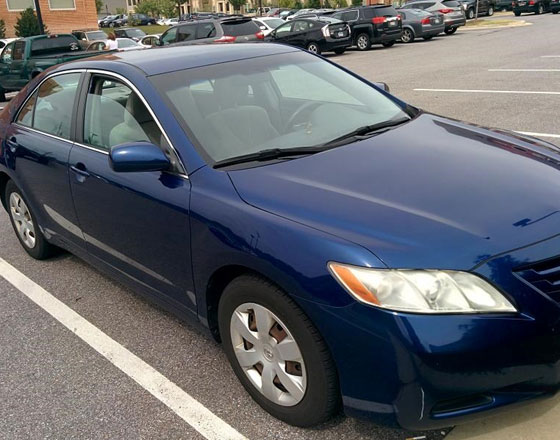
[177,24,197,42]
[275,22,293,36]
[341,10,359,21]
[197,22,217,38]
[19,73,81,139]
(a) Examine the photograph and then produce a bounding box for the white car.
[116,37,144,51]
[140,34,161,47]
[251,17,285,36]
[163,17,180,26]
[0,38,18,50]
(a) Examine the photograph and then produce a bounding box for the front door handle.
[70,163,90,182]
[5,136,17,150]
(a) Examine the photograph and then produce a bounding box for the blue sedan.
[1,44,560,430]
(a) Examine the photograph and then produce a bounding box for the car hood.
[227,113,560,270]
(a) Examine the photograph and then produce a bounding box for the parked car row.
[98,13,156,27]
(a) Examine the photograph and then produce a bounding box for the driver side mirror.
[373,82,390,93]
[109,142,170,173]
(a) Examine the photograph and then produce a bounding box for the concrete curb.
[461,20,531,30]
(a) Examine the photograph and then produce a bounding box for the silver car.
[401,0,466,34]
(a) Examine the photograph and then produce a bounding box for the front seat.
[109,93,161,147]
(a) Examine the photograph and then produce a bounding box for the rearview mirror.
[109,142,170,173]
[373,82,390,93]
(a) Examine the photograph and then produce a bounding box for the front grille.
[515,255,560,301]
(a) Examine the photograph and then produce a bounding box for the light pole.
[33,0,45,34]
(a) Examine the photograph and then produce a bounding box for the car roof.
[60,43,299,76]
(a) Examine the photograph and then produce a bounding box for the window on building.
[226,2,230,11]
[48,0,76,9]
[6,0,34,11]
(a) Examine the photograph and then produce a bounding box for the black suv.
[512,0,550,14]
[458,0,496,17]
[331,5,402,51]
[159,17,264,46]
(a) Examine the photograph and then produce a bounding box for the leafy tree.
[135,0,159,16]
[279,0,294,6]
[116,7,126,14]
[14,8,45,37]
[351,0,362,5]
[306,0,320,7]
[0,20,5,39]
[95,0,103,13]
[228,0,246,12]
[323,0,331,6]
[293,0,303,8]
[159,0,177,18]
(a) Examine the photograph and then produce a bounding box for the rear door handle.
[70,163,90,182]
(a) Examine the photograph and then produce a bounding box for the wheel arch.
[0,171,10,211]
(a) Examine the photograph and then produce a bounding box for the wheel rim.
[307,44,318,53]
[468,9,474,18]
[402,29,412,42]
[539,4,543,12]
[9,192,36,249]
[230,302,307,407]
[357,35,368,49]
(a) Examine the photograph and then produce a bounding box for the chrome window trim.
[13,68,189,178]
[12,123,74,145]
[85,69,188,177]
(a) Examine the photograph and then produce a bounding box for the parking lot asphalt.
[1,13,559,440]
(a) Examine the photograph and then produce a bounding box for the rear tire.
[382,41,395,47]
[467,8,475,18]
[333,47,345,54]
[5,181,55,260]
[355,33,371,50]
[306,42,321,55]
[401,28,414,43]
[218,275,340,427]
[445,27,458,34]
[487,5,494,15]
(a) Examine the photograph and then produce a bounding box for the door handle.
[5,136,17,150]
[70,163,90,182]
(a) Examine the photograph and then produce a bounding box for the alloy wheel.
[402,29,413,43]
[307,43,319,53]
[230,302,307,407]
[357,35,369,50]
[9,192,36,249]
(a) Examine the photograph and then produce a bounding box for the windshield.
[127,29,146,37]
[150,51,408,163]
[118,39,139,47]
[264,18,285,28]
[87,31,107,40]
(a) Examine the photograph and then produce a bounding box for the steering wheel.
[284,101,323,132]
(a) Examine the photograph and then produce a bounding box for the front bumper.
[297,235,560,430]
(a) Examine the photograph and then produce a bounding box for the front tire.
[5,181,55,260]
[487,5,494,15]
[355,33,371,50]
[467,8,475,18]
[445,27,458,34]
[218,276,340,427]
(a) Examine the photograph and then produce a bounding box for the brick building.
[0,0,99,37]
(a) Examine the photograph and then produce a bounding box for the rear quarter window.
[371,6,399,16]
[221,20,260,36]
[31,36,80,56]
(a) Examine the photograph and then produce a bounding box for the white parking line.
[541,55,560,58]
[414,88,560,95]
[516,131,560,139]
[0,258,247,440]
[488,69,560,72]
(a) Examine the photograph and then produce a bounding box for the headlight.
[328,263,516,314]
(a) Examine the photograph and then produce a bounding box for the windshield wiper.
[320,116,411,149]
[213,146,326,168]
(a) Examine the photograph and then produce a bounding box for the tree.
[323,0,331,6]
[135,0,159,16]
[0,20,5,39]
[116,7,126,14]
[306,0,320,7]
[228,0,245,12]
[95,0,103,13]
[293,0,303,8]
[158,0,177,18]
[14,8,44,37]
[351,0,362,6]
